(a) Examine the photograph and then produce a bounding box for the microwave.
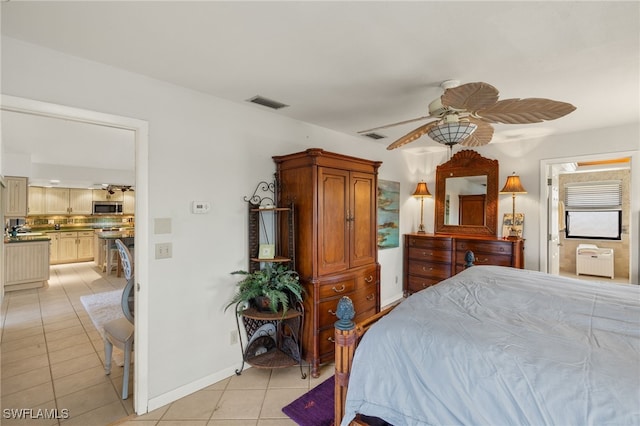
[93,201,123,215]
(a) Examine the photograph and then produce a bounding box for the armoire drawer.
[318,277,356,299]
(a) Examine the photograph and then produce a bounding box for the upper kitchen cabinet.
[45,188,93,215]
[4,176,28,218]
[123,191,135,214]
[28,186,46,216]
[93,189,123,202]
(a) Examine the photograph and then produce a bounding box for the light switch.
[155,243,172,259]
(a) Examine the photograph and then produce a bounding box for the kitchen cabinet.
[69,189,93,214]
[273,148,382,377]
[5,240,50,291]
[45,188,70,214]
[45,188,93,215]
[49,232,60,263]
[123,191,135,214]
[93,189,123,202]
[28,186,46,216]
[51,231,94,264]
[4,176,28,218]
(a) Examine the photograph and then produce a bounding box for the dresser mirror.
[435,150,499,236]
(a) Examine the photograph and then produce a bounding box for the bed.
[334,265,640,426]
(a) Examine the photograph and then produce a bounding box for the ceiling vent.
[362,132,386,140]
[247,95,289,110]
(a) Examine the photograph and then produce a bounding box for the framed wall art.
[377,179,400,249]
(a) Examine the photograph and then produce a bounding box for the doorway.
[540,151,639,284]
[0,95,150,415]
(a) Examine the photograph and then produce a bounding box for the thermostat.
[191,201,211,214]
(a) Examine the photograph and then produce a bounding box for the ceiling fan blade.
[358,115,431,134]
[441,82,499,111]
[386,121,439,150]
[476,98,576,124]
[459,118,494,147]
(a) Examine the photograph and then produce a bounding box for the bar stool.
[106,247,119,275]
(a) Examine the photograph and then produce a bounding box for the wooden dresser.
[273,148,382,377]
[404,233,524,295]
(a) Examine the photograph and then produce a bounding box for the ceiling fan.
[359,80,576,150]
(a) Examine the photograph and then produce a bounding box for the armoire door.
[350,171,377,268]
[317,167,350,276]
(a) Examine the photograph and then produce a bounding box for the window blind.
[564,181,622,209]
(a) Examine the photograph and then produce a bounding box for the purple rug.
[282,375,334,426]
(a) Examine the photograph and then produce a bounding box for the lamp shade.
[427,122,477,146]
[500,173,527,194]
[412,181,432,197]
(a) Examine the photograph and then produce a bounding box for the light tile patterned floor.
[1,262,333,426]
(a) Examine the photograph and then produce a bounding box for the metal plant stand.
[234,301,306,379]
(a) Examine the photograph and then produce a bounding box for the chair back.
[115,239,133,280]
[115,239,135,323]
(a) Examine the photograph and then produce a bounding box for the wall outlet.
[229,330,238,345]
[155,242,172,259]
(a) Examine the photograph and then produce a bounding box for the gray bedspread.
[342,266,640,426]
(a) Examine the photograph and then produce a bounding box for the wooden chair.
[104,239,134,399]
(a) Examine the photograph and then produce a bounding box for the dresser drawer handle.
[328,309,337,316]
[422,266,434,272]
[364,275,374,283]
[366,294,375,301]
[327,337,335,343]
[476,257,489,263]
[422,282,429,288]
[421,251,434,257]
[332,284,346,293]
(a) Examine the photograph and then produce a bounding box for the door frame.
[539,150,639,284]
[0,95,150,414]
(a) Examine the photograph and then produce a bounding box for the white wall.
[2,37,638,410]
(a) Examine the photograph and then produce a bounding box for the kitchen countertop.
[5,234,52,243]
[98,230,135,239]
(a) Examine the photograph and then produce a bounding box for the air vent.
[362,132,386,140]
[247,95,289,110]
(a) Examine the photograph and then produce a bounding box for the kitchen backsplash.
[25,215,135,230]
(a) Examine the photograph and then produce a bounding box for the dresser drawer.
[407,236,452,250]
[408,246,451,263]
[456,240,513,255]
[408,261,451,280]
[407,275,442,293]
[459,252,513,267]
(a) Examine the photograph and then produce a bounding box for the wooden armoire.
[273,148,382,377]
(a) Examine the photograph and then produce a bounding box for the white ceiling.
[1,1,639,187]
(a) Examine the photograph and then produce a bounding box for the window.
[564,181,622,240]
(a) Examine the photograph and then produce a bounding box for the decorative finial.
[335,297,355,331]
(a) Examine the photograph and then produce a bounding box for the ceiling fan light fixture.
[427,122,478,146]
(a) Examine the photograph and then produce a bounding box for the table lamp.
[500,172,527,239]
[413,181,432,234]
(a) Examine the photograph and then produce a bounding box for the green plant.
[224,263,304,315]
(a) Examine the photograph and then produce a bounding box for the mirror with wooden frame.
[435,150,499,236]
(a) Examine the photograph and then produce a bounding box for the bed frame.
[333,250,476,425]
[334,297,397,425]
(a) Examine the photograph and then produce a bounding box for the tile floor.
[1,261,333,426]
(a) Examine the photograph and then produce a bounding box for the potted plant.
[225,263,304,315]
